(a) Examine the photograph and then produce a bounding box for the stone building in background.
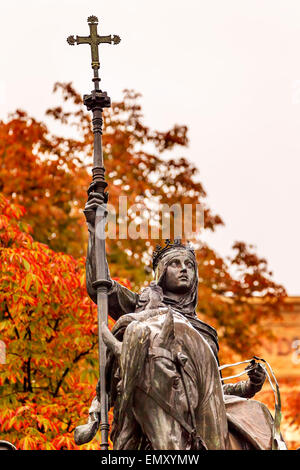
[261,296,300,379]
[258,296,300,447]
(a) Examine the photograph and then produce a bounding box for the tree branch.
[26,357,33,392]
[53,342,97,397]
[4,302,20,339]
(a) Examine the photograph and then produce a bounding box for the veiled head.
[163,253,196,294]
[154,245,199,315]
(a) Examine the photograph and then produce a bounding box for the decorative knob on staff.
[67,15,120,451]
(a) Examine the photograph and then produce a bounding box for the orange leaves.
[19,436,40,450]
[51,435,77,450]
[0,196,100,449]
[0,110,89,257]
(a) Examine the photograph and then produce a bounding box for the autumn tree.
[0,194,130,448]
[0,110,89,256]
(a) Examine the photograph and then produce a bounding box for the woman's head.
[154,244,199,314]
[163,253,196,294]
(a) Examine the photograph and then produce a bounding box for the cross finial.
[67,16,120,90]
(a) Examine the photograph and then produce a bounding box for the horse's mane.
[110,308,213,395]
[111,307,168,337]
[108,308,214,385]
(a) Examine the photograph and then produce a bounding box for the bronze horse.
[102,309,279,450]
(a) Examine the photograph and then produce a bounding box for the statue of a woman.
[74,188,266,446]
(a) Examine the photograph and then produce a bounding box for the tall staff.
[67,15,120,450]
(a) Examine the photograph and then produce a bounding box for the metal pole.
[84,91,111,450]
[67,16,120,450]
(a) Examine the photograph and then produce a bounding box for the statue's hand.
[74,395,100,445]
[84,181,108,226]
[246,362,266,388]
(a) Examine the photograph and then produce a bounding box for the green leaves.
[22,259,31,272]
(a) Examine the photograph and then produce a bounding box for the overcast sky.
[1,0,300,295]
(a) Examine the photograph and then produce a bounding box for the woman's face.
[163,254,196,294]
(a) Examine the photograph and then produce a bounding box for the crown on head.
[152,238,195,271]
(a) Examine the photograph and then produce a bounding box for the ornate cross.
[67,15,120,89]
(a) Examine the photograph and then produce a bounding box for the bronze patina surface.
[75,237,280,449]
[68,16,285,452]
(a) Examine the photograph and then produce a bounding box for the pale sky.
[1,0,300,295]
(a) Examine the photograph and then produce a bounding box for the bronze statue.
[67,16,286,451]
[74,194,283,449]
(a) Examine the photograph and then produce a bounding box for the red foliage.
[0,194,120,449]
